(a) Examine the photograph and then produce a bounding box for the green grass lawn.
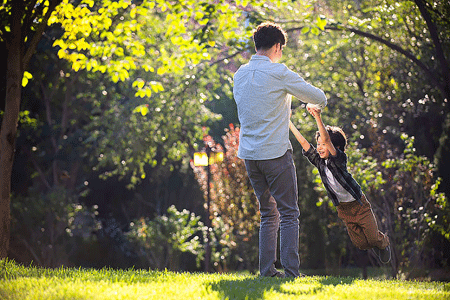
[1,259,449,300]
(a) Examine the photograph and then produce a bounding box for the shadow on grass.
[208,275,355,300]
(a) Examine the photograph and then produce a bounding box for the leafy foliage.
[48,0,262,89]
[191,124,260,272]
[46,0,267,186]
[10,186,100,267]
[259,0,450,275]
[381,133,449,271]
[4,0,450,276]
[126,205,206,270]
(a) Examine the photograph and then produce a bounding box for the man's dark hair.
[315,126,347,151]
[253,22,287,51]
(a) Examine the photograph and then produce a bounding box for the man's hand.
[306,103,321,118]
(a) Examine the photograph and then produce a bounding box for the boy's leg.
[357,195,389,250]
[338,195,389,250]
[337,203,371,250]
[337,195,390,263]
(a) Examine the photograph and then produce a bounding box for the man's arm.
[283,69,327,108]
[289,120,311,152]
[307,104,337,156]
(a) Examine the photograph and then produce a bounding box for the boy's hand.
[306,103,321,117]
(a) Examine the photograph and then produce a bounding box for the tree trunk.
[0,0,62,259]
[0,4,23,259]
[414,0,450,197]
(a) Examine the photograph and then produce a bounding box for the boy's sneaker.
[373,245,391,264]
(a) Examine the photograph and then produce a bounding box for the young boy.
[289,104,391,264]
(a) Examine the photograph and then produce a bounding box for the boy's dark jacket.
[303,143,363,207]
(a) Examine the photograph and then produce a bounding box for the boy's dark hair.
[253,22,287,51]
[316,126,347,151]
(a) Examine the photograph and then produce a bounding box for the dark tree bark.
[0,0,62,259]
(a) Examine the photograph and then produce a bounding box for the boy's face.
[316,135,331,159]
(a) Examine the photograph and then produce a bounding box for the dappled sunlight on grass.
[1,260,449,299]
[208,275,449,300]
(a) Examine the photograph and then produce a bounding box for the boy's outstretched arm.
[306,104,337,156]
[289,120,311,152]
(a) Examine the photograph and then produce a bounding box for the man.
[233,22,327,278]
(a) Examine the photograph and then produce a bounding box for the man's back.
[233,55,293,160]
[233,55,327,160]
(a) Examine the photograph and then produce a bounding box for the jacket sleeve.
[330,149,347,169]
[302,143,321,168]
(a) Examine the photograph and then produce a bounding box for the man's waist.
[238,143,292,160]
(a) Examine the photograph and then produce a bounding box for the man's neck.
[256,52,275,63]
[255,45,279,62]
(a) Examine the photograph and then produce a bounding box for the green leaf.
[22,71,33,87]
[316,17,327,30]
[132,104,149,116]
[133,78,145,89]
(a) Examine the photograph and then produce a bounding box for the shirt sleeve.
[329,149,347,169]
[282,67,327,108]
[302,143,321,168]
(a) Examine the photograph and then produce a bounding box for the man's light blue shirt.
[233,55,327,160]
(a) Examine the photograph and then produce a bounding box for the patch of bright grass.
[1,259,449,300]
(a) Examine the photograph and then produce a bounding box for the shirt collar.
[250,55,272,62]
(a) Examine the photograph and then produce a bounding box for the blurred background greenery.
[1,0,449,281]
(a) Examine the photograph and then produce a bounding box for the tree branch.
[21,0,40,41]
[414,0,450,101]
[23,0,62,70]
[288,24,446,99]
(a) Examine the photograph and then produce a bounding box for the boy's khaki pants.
[336,194,389,250]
